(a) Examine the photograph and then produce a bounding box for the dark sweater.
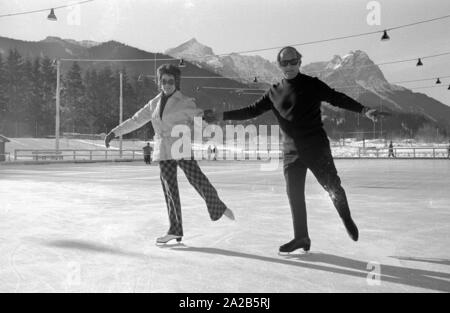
[159,92,175,119]
[223,73,365,151]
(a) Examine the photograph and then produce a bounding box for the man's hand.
[105,131,116,148]
[363,107,391,122]
[203,109,223,123]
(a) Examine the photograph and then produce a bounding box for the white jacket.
[111,91,203,161]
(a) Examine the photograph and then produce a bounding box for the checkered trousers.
[159,159,228,236]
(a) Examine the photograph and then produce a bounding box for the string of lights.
[185,51,450,90]
[409,85,450,90]
[5,3,446,88]
[304,51,450,75]
[61,57,177,62]
[325,76,450,89]
[211,14,450,57]
[389,75,450,84]
[10,3,442,95]
[2,2,448,61]
[198,77,450,93]
[330,84,450,90]
[138,75,243,80]
[0,0,95,18]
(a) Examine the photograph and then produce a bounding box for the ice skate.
[342,217,359,241]
[279,237,311,254]
[156,234,182,245]
[223,208,235,221]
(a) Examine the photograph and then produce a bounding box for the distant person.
[143,142,152,164]
[205,46,380,253]
[207,145,212,160]
[212,145,217,161]
[388,140,395,158]
[447,141,450,159]
[105,64,234,245]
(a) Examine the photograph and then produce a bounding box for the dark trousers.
[283,142,352,239]
[159,159,228,236]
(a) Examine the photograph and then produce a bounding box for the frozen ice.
[0,160,449,292]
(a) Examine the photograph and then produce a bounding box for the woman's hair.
[157,64,181,91]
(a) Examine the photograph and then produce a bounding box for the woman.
[105,64,234,244]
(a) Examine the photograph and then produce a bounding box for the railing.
[8,147,450,163]
[13,149,143,162]
[333,147,450,159]
[0,152,11,162]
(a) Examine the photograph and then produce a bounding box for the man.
[212,145,218,161]
[207,145,212,160]
[388,140,395,158]
[205,46,379,253]
[447,140,450,159]
[143,142,152,164]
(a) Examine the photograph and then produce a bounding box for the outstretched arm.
[223,93,272,121]
[314,78,365,113]
[204,92,272,123]
[314,78,383,122]
[105,100,154,148]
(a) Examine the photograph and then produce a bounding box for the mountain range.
[166,38,283,85]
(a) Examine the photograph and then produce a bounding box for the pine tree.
[4,49,27,136]
[0,53,7,133]
[21,58,36,136]
[63,62,86,133]
[95,66,119,134]
[30,57,44,137]
[84,68,99,134]
[40,56,57,136]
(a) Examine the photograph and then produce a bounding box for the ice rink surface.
[1,159,449,293]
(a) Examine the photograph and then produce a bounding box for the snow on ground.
[0,160,449,292]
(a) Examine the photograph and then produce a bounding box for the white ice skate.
[156,234,182,244]
[223,208,235,221]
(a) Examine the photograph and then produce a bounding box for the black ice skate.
[156,234,182,244]
[279,237,311,254]
[342,217,359,241]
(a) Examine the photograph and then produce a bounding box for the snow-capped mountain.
[166,38,215,60]
[303,50,392,94]
[166,38,283,84]
[301,50,448,122]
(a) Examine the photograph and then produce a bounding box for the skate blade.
[155,242,185,249]
[278,250,310,257]
[156,238,182,246]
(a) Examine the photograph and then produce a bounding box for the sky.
[0,0,449,106]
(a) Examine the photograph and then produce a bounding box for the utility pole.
[373,120,376,139]
[119,72,123,158]
[380,98,383,138]
[154,53,157,83]
[55,59,61,151]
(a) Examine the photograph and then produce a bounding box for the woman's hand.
[105,132,116,148]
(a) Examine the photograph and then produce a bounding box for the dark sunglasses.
[279,59,299,67]
[161,79,175,85]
